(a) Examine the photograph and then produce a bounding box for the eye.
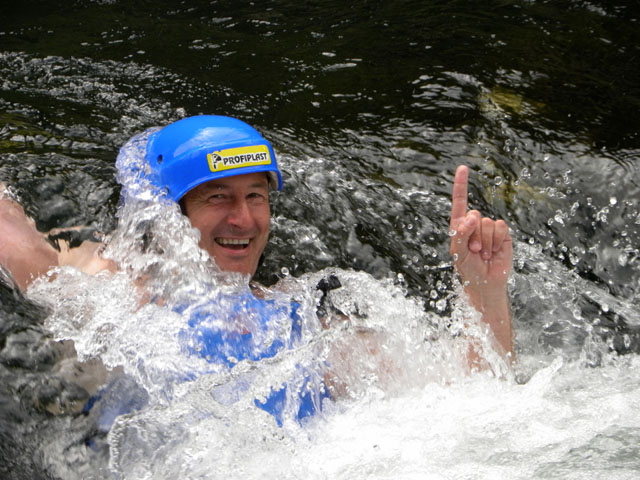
[247,191,268,202]
[206,193,227,202]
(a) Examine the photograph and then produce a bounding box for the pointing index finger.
[450,165,469,229]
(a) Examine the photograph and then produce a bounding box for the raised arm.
[449,166,513,358]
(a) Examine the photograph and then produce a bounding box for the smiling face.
[180,172,271,278]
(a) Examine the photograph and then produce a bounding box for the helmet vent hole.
[157,155,163,164]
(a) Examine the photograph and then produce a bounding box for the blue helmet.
[144,115,283,201]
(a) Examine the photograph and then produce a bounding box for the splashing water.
[11,89,640,480]
[23,126,640,480]
[27,132,516,479]
[3,2,640,477]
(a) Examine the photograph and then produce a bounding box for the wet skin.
[449,165,513,357]
[180,172,271,278]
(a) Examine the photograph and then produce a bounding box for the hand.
[449,166,513,358]
[449,165,512,294]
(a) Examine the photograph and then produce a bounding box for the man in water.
[0,115,513,358]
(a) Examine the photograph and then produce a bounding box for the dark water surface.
[1,1,640,478]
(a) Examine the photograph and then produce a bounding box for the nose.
[226,197,253,229]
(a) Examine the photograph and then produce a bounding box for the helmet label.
[207,145,271,172]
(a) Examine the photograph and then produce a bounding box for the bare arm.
[449,166,513,358]
[0,189,59,290]
[0,187,115,290]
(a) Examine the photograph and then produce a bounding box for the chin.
[216,260,255,278]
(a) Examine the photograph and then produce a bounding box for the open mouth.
[215,238,250,250]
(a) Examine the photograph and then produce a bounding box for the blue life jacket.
[177,292,330,426]
[85,292,329,438]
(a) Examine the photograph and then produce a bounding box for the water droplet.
[280,267,289,276]
[618,253,629,267]
[609,197,617,206]
[596,207,609,223]
[570,202,579,216]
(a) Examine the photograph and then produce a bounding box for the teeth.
[217,238,250,246]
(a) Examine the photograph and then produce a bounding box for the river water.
[1,1,640,479]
